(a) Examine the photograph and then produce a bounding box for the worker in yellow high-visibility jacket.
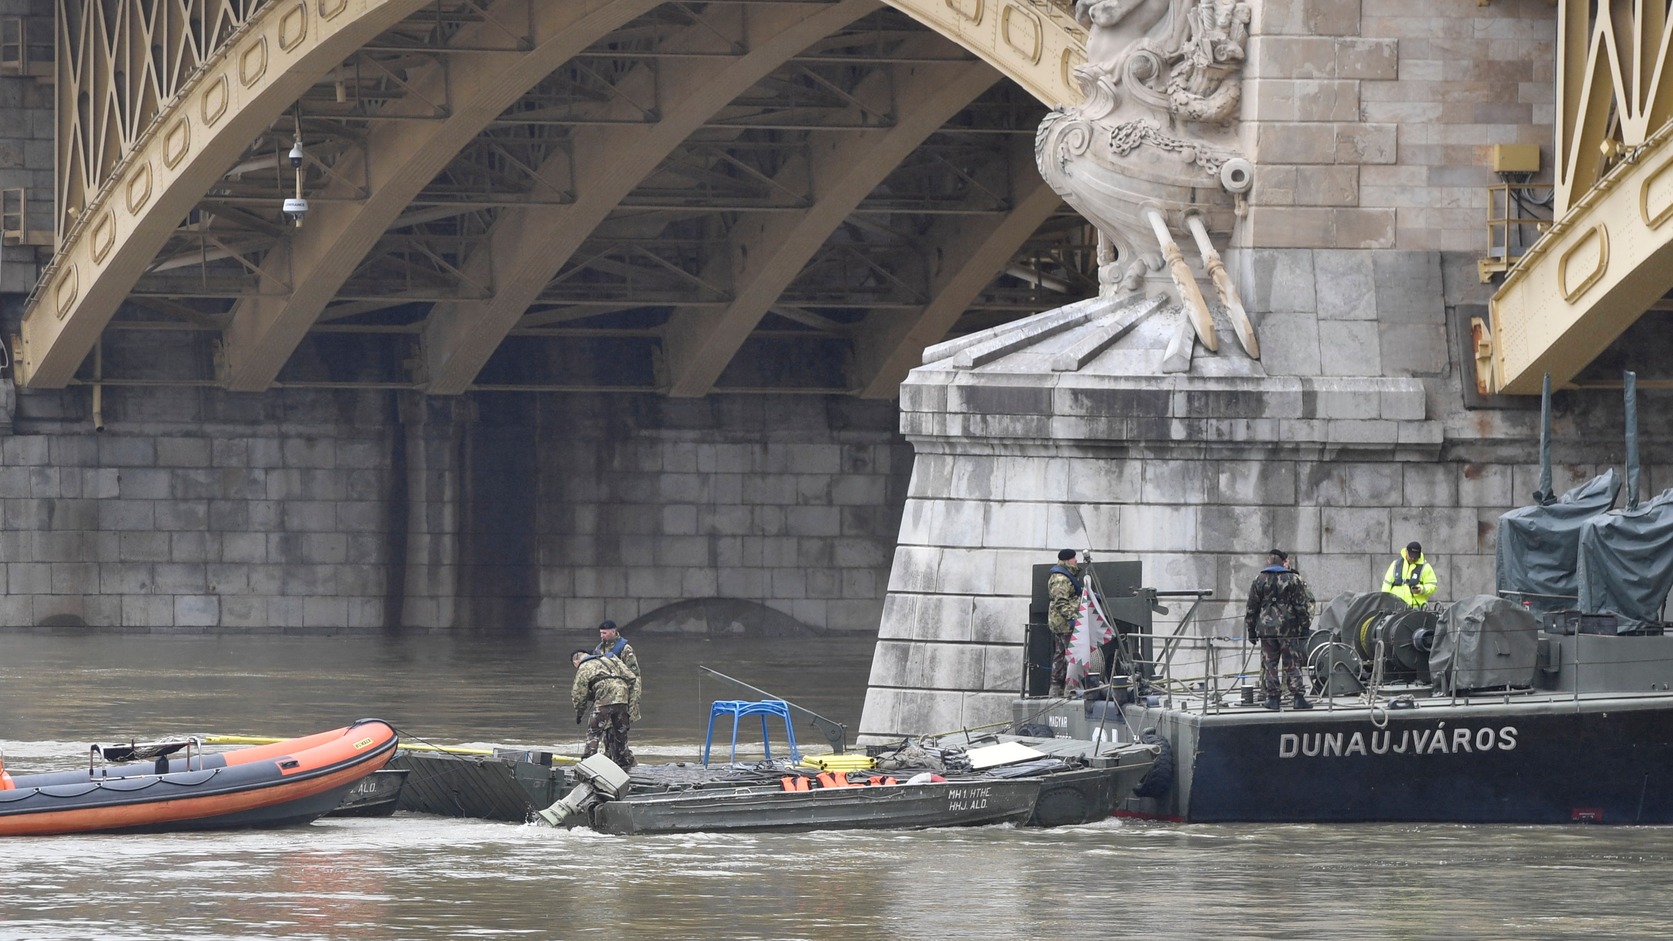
[1382,541,1437,607]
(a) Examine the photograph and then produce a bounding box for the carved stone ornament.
[1035,0,1258,358]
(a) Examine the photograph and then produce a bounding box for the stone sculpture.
[1035,0,1258,358]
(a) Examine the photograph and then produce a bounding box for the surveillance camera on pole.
[285,138,306,225]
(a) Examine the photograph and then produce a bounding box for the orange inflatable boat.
[0,719,398,836]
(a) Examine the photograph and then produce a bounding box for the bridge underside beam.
[659,49,1001,397]
[19,0,432,388]
[419,0,882,395]
[28,0,1100,398]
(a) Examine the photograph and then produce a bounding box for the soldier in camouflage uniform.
[1244,548,1314,711]
[593,619,641,682]
[571,649,642,768]
[1046,549,1084,697]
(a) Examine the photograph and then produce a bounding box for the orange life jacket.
[815,771,850,788]
[779,775,809,791]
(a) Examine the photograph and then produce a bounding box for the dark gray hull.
[589,779,1042,835]
[391,751,564,822]
[328,768,410,818]
[1117,692,1673,824]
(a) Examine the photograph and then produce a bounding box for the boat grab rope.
[1363,637,1390,729]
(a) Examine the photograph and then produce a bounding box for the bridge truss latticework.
[25,0,1098,399]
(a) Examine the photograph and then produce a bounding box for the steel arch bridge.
[17,0,1097,400]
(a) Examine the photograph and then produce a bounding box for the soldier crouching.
[571,649,641,768]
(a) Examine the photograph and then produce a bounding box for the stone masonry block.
[1,435,49,465]
[1402,463,1460,507]
[1215,459,1298,505]
[1255,312,1323,378]
[153,563,208,594]
[1459,462,1512,507]
[970,594,1028,644]
[156,438,211,467]
[99,500,156,531]
[1298,166,1360,207]
[1246,249,1317,314]
[1317,321,1381,378]
[1063,456,1144,503]
[1255,0,1363,39]
[983,501,1050,550]
[928,498,984,548]
[1334,124,1397,165]
[1304,461,1402,506]
[49,562,98,594]
[1321,507,1390,553]
[303,596,349,629]
[1372,252,1446,323]
[1249,164,1299,207]
[887,545,938,593]
[1380,388,1427,421]
[1247,36,1345,79]
[935,548,998,595]
[1254,121,1339,163]
[1048,502,1120,552]
[123,595,176,628]
[989,548,1041,597]
[174,595,221,627]
[98,437,157,467]
[1380,324,1449,377]
[1337,39,1399,80]
[1451,552,1496,598]
[1389,506,1477,557]
[204,563,250,594]
[170,531,216,563]
[118,468,172,500]
[155,500,210,531]
[1141,460,1212,503]
[1118,505,1197,552]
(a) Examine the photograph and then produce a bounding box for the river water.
[3,632,1672,940]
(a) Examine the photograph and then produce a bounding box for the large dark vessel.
[1022,381,1673,825]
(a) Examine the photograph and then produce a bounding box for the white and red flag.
[1064,579,1115,693]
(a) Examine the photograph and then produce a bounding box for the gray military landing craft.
[1027,376,1673,825]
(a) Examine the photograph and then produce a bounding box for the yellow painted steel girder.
[23,0,1088,392]
[19,0,432,389]
[887,0,1085,108]
[1490,126,1673,394]
[1490,0,1673,394]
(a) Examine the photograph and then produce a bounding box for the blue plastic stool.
[703,700,800,767]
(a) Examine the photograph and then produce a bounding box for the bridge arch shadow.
[626,598,823,638]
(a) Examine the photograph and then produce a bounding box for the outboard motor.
[535,754,631,827]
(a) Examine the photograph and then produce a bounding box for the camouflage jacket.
[1047,563,1083,635]
[594,637,642,682]
[1244,566,1314,639]
[572,655,641,721]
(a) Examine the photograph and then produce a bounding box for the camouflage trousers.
[1049,629,1072,691]
[584,703,635,769]
[1258,636,1306,698]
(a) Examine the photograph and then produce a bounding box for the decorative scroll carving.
[1035,0,1256,357]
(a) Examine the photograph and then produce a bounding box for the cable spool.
[1306,635,1364,695]
[1358,608,1439,682]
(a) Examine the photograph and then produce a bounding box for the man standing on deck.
[1046,549,1084,697]
[1382,541,1438,608]
[572,648,641,768]
[1245,548,1313,711]
[594,619,642,683]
